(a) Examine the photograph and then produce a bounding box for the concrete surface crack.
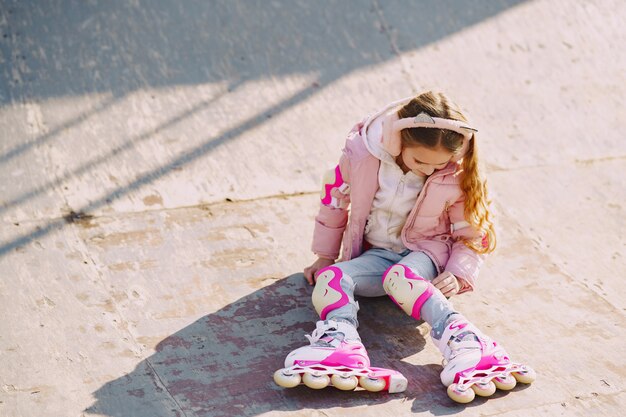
[144,358,191,417]
[575,155,626,165]
[71,218,190,416]
[2,191,319,227]
[478,389,626,416]
[493,201,623,314]
[372,0,417,90]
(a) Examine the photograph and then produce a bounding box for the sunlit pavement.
[0,1,624,416]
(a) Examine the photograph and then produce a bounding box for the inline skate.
[273,320,408,393]
[433,317,536,403]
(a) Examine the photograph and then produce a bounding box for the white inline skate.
[433,317,536,403]
[273,320,408,393]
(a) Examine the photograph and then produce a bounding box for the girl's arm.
[311,152,351,261]
[444,195,487,294]
[307,121,364,284]
[304,156,350,286]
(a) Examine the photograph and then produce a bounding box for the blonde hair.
[397,91,496,254]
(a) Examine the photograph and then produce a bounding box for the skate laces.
[305,322,344,347]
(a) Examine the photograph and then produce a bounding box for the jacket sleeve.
[311,148,352,260]
[444,194,486,294]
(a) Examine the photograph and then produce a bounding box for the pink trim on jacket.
[312,115,485,294]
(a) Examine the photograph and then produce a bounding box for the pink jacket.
[312,118,486,294]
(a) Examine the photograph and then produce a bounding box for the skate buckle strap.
[448,340,481,361]
[305,321,341,347]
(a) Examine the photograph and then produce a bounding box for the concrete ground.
[0,0,625,416]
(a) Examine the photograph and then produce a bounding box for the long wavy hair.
[397,91,496,254]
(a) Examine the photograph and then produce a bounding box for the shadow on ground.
[2,0,526,101]
[85,273,504,416]
[0,0,525,257]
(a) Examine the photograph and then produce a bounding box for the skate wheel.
[471,380,496,397]
[512,367,536,384]
[447,384,475,403]
[273,369,301,388]
[302,372,330,389]
[331,374,358,391]
[493,374,517,391]
[359,376,386,392]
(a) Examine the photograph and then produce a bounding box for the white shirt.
[364,116,425,252]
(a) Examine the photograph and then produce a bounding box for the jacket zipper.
[401,168,452,242]
[386,174,406,227]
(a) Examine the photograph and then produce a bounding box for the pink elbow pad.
[320,165,350,208]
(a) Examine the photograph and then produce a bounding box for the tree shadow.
[86,273,471,416]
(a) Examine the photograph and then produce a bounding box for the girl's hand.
[304,257,335,286]
[432,271,460,298]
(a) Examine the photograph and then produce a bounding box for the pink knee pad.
[312,266,350,320]
[382,264,434,320]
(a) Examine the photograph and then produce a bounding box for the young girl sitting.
[274,91,535,403]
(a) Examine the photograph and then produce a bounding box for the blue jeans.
[325,248,458,337]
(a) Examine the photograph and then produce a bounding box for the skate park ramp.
[1,0,625,416]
